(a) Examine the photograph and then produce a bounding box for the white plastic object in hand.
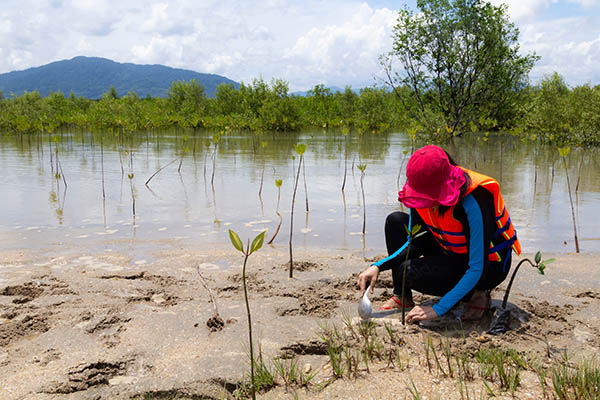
[358,284,372,320]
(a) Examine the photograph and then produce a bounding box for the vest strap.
[489,233,517,254]
[492,216,512,240]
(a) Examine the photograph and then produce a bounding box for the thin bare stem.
[303,157,309,212]
[562,156,579,253]
[241,240,256,400]
[289,155,303,278]
[196,268,219,317]
[145,158,178,186]
[268,187,282,245]
[502,258,535,308]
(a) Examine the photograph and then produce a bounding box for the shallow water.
[1,131,599,258]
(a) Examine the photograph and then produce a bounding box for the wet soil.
[0,246,598,399]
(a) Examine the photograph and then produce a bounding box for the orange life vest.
[415,168,521,262]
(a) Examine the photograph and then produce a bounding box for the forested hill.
[0,56,239,99]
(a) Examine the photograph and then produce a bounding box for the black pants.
[384,211,510,303]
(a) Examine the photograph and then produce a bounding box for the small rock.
[475,335,490,343]
[151,294,166,304]
[303,363,312,375]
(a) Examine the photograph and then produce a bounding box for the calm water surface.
[1,131,599,259]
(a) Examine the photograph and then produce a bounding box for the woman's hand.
[405,305,438,323]
[357,265,379,296]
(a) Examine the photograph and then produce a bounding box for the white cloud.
[489,0,553,20]
[520,17,600,84]
[284,4,397,88]
[0,0,598,90]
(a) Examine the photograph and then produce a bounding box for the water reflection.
[1,130,599,256]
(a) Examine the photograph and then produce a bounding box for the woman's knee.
[385,211,409,232]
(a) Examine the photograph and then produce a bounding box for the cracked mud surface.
[0,246,598,399]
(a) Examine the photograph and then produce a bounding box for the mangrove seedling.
[177,135,189,173]
[267,178,283,245]
[341,129,349,192]
[258,141,268,198]
[357,164,367,235]
[289,143,306,278]
[127,151,136,223]
[52,135,67,188]
[101,136,106,226]
[488,251,554,334]
[558,146,580,253]
[202,138,211,179]
[302,147,309,212]
[211,133,221,187]
[229,229,266,400]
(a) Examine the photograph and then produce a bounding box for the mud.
[206,315,225,332]
[0,246,598,399]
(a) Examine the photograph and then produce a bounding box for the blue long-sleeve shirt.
[373,190,500,316]
[432,194,484,316]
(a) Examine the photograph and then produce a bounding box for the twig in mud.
[196,267,224,331]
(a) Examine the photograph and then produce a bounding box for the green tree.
[104,85,119,100]
[384,0,538,136]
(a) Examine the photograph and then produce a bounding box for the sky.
[0,0,599,91]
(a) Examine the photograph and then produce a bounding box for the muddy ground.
[0,244,598,399]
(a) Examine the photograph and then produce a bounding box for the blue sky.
[0,0,599,91]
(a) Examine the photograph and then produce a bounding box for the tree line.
[0,74,598,146]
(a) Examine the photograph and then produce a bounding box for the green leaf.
[411,224,422,235]
[558,146,570,157]
[127,173,134,180]
[249,231,266,255]
[275,179,282,188]
[294,143,306,155]
[357,164,367,172]
[537,263,546,275]
[543,258,556,265]
[228,229,244,253]
[535,251,542,264]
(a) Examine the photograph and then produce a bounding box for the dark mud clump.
[126,287,182,307]
[279,340,328,358]
[0,313,51,346]
[1,277,75,300]
[523,300,575,322]
[277,288,338,318]
[48,361,128,394]
[1,283,45,298]
[206,315,225,332]
[283,260,323,272]
[574,291,600,299]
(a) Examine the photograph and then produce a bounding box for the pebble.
[303,363,312,374]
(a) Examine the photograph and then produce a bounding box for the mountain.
[0,56,239,99]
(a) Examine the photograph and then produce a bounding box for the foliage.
[521,73,600,145]
[385,0,538,137]
[0,68,599,146]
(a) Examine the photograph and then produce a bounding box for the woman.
[357,145,521,323]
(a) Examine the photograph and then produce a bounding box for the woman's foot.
[462,290,491,321]
[379,296,415,311]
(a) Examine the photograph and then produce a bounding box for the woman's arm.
[432,194,485,316]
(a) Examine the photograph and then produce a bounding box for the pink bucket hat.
[398,145,466,209]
